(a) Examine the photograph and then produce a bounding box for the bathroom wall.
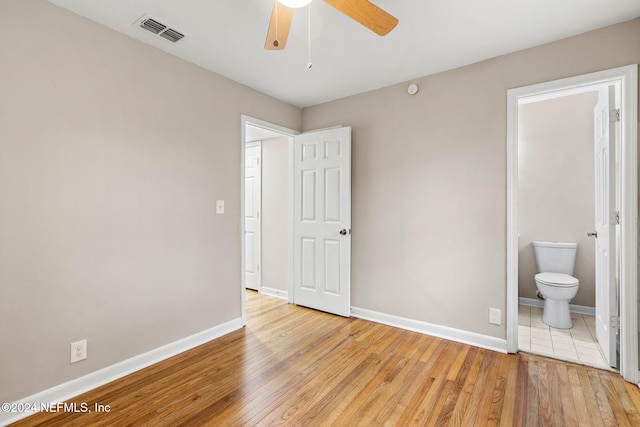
[261,137,289,294]
[518,91,599,307]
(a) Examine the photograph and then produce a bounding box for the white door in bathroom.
[593,85,618,368]
[293,127,351,317]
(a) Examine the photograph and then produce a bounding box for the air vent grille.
[159,28,185,43]
[136,15,186,44]
[140,18,166,35]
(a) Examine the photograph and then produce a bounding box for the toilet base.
[542,298,573,329]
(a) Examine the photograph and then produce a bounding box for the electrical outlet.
[489,308,502,325]
[70,339,87,363]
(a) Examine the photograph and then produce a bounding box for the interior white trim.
[618,65,639,383]
[518,297,596,316]
[260,286,289,301]
[240,115,298,325]
[506,64,638,382]
[287,134,295,304]
[0,319,242,426]
[351,307,507,354]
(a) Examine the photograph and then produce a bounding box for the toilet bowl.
[535,272,579,329]
[532,241,580,329]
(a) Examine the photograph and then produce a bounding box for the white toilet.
[532,241,580,329]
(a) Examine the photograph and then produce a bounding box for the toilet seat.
[535,272,579,287]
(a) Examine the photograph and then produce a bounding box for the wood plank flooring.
[12,291,640,426]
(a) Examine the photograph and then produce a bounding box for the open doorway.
[505,65,638,383]
[240,115,353,323]
[516,85,615,370]
[240,115,297,325]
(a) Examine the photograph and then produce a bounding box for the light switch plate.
[216,200,225,214]
[489,308,501,325]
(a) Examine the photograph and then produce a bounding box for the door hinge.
[611,315,620,329]
[616,211,620,225]
[609,108,620,123]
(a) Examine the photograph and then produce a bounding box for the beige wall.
[518,92,599,306]
[261,137,289,293]
[302,18,640,338]
[0,0,300,403]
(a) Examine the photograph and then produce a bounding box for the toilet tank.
[532,241,578,275]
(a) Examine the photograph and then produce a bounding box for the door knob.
[587,231,598,238]
[339,229,349,235]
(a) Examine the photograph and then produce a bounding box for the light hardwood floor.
[12,291,640,426]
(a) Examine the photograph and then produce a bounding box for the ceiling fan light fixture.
[278,0,312,8]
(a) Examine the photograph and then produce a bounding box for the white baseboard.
[1,318,242,427]
[518,297,596,315]
[350,307,507,354]
[260,286,288,300]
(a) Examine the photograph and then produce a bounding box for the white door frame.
[240,115,298,325]
[506,65,638,382]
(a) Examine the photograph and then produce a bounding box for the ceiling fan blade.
[265,1,295,50]
[323,0,398,36]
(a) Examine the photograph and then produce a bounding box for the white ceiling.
[49,0,640,108]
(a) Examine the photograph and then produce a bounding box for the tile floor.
[518,304,612,370]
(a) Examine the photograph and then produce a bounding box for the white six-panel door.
[245,142,261,291]
[293,127,351,316]
[594,85,618,367]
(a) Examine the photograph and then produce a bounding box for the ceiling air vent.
[159,28,185,43]
[135,15,186,43]
[140,18,166,35]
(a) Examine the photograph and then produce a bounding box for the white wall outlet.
[70,339,87,363]
[216,200,225,214]
[489,308,502,325]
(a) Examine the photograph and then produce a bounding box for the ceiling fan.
[265,0,398,50]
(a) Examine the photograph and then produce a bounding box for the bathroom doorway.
[505,65,638,383]
[517,87,612,369]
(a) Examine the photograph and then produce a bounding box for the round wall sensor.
[407,84,419,95]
